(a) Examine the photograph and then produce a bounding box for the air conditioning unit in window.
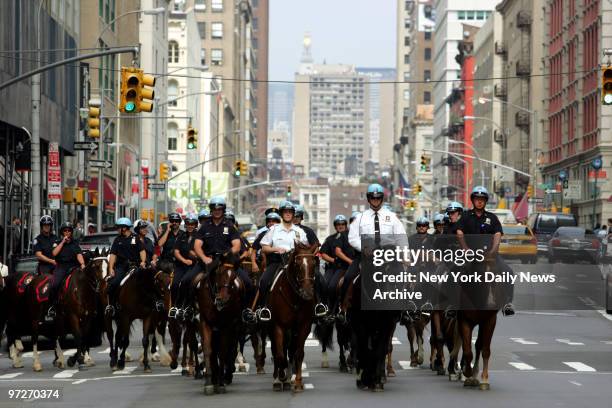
[494,83,507,98]
[494,41,506,55]
[493,130,505,144]
[515,111,531,127]
[516,60,531,76]
[517,10,532,28]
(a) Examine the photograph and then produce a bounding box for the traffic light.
[187,127,198,149]
[240,160,248,176]
[287,185,292,197]
[159,162,170,181]
[602,65,612,105]
[527,184,533,198]
[409,201,415,211]
[87,104,100,138]
[120,66,156,113]
[234,160,242,177]
[417,184,422,194]
[420,155,427,171]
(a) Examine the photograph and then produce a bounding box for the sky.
[269,0,397,81]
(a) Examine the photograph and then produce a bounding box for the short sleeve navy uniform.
[54,239,82,267]
[174,232,196,261]
[141,237,155,262]
[33,233,58,259]
[197,219,240,257]
[110,234,145,267]
[161,230,183,261]
[457,210,502,251]
[297,224,318,245]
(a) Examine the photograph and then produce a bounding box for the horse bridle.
[281,252,317,300]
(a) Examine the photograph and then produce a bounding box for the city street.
[0,261,610,408]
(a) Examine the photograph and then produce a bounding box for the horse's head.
[288,242,319,301]
[212,252,241,311]
[153,269,172,301]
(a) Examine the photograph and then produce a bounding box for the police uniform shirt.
[54,238,82,266]
[161,230,183,260]
[260,223,308,252]
[296,223,318,245]
[348,208,407,252]
[33,233,58,259]
[320,233,340,270]
[457,209,503,251]
[321,231,353,270]
[252,227,269,251]
[173,232,196,261]
[141,236,155,262]
[110,234,145,265]
[197,219,240,256]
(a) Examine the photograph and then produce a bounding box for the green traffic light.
[187,140,196,149]
[234,170,241,177]
[125,101,136,112]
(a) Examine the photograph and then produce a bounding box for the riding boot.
[502,303,515,316]
[255,290,271,322]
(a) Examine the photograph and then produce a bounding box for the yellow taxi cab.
[499,224,538,264]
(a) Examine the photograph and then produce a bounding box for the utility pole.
[96,90,104,233]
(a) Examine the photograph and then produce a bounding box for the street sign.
[89,160,112,169]
[588,169,607,181]
[563,181,581,200]
[47,142,62,209]
[148,183,166,191]
[545,189,558,194]
[73,141,98,152]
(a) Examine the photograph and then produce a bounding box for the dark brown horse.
[196,253,244,395]
[267,243,318,392]
[112,266,172,372]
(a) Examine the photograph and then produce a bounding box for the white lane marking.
[556,339,585,346]
[597,310,612,322]
[509,362,536,371]
[304,383,314,389]
[0,373,23,379]
[563,362,596,372]
[578,296,596,306]
[510,337,539,345]
[72,379,87,385]
[98,347,111,354]
[392,337,402,345]
[53,370,79,379]
[302,362,307,369]
[113,366,137,375]
[398,361,418,370]
[516,311,576,317]
[302,372,310,377]
[601,341,612,345]
[569,380,582,386]
[557,285,568,290]
[305,339,319,347]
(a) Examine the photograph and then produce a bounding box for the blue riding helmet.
[366,183,385,199]
[294,204,305,218]
[470,185,489,201]
[350,211,361,223]
[209,196,227,210]
[185,213,199,225]
[266,212,281,222]
[116,217,133,228]
[446,201,463,214]
[278,200,295,213]
[40,215,54,226]
[333,214,348,225]
[198,209,210,220]
[416,216,430,227]
[433,213,446,225]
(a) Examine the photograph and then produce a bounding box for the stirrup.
[420,302,433,317]
[336,310,348,325]
[256,307,271,322]
[168,307,179,319]
[444,307,457,320]
[155,300,165,312]
[314,303,328,318]
[400,310,412,325]
[104,304,115,317]
[502,303,515,317]
[242,308,257,324]
[182,306,195,322]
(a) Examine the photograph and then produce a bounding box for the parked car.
[499,224,538,264]
[79,232,117,253]
[546,226,601,264]
[527,212,578,254]
[489,209,517,224]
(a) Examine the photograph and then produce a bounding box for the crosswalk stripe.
[510,337,539,345]
[398,361,418,370]
[53,370,79,379]
[509,362,536,371]
[601,341,612,345]
[97,347,111,354]
[305,339,319,347]
[302,362,307,369]
[72,379,87,385]
[304,383,314,389]
[392,337,402,345]
[563,362,596,372]
[556,339,585,346]
[302,372,310,377]
[113,366,137,375]
[0,373,24,379]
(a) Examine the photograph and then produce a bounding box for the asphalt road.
[0,259,611,408]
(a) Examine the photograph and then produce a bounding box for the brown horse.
[112,266,172,372]
[4,270,38,369]
[268,243,318,393]
[196,253,244,395]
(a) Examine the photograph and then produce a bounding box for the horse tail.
[313,321,334,351]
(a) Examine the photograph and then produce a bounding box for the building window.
[424,69,431,81]
[211,49,223,65]
[403,71,410,81]
[211,22,223,39]
[404,36,410,46]
[458,10,465,20]
[403,89,410,100]
[476,10,485,20]
[194,0,206,11]
[211,0,223,11]
[424,47,431,60]
[197,22,206,39]
[200,48,206,65]
[167,80,179,107]
[167,122,178,151]
[404,54,410,64]
[424,91,431,103]
[404,18,411,29]
[424,31,431,40]
[168,40,179,63]
[466,10,475,20]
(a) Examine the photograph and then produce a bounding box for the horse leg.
[199,321,214,396]
[66,314,83,369]
[106,313,118,370]
[272,325,285,391]
[460,319,477,387]
[417,323,427,368]
[386,330,395,377]
[168,318,182,370]
[473,326,483,377]
[142,317,152,373]
[117,317,130,371]
[190,324,203,380]
[478,315,496,391]
[155,326,172,367]
[180,326,190,375]
[254,331,266,374]
[407,324,418,367]
[292,321,310,393]
[448,321,462,381]
[7,328,24,369]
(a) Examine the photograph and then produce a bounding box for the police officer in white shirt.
[338,184,407,321]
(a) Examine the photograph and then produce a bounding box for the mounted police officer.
[134,220,157,266]
[433,213,446,234]
[33,215,58,275]
[106,218,147,315]
[456,186,514,316]
[157,212,183,274]
[168,213,199,319]
[46,222,86,319]
[250,210,281,275]
[198,209,211,229]
[293,204,319,245]
[444,201,464,235]
[409,216,433,249]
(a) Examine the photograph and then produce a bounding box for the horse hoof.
[195,370,203,380]
[464,378,479,387]
[238,364,247,372]
[256,367,266,375]
[151,353,160,362]
[33,363,43,372]
[117,360,125,371]
[124,353,132,362]
[67,356,76,368]
[292,383,304,393]
[387,367,396,377]
[204,385,215,396]
[181,369,189,376]
[273,382,282,392]
[170,361,178,370]
[339,365,348,373]
[321,360,330,369]
[372,383,384,392]
[144,366,152,373]
[217,385,226,394]
[283,382,292,391]
[437,367,446,376]
[479,383,490,391]
[12,362,24,369]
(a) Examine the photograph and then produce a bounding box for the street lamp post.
[448,139,485,186]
